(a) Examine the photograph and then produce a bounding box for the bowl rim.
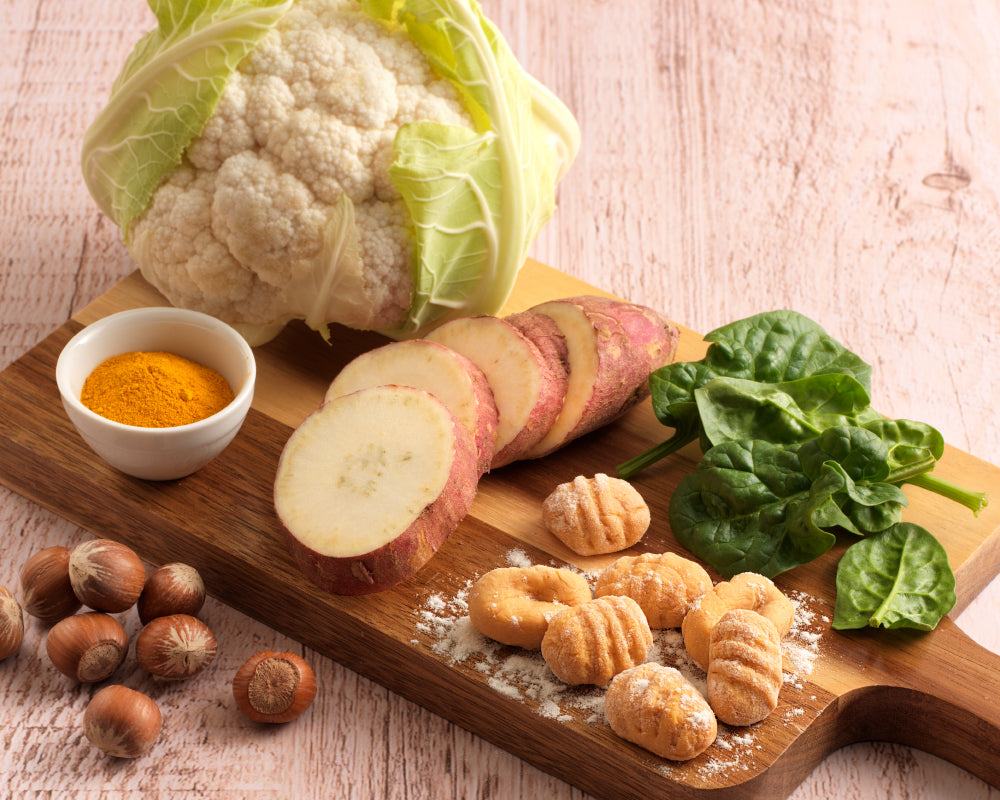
[55,306,257,435]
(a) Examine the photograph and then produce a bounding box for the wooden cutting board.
[1,259,999,798]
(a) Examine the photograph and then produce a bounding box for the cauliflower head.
[82,0,580,343]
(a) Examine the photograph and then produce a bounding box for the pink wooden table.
[2,1,998,797]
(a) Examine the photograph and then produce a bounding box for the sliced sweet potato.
[559,295,679,376]
[324,339,499,476]
[427,316,568,467]
[274,385,480,595]
[517,296,678,458]
[505,310,571,380]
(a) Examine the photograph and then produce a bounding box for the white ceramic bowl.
[56,307,256,481]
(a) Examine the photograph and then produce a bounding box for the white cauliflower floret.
[129,0,474,340]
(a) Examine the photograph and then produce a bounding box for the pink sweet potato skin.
[520,296,679,458]
[438,344,500,477]
[505,310,571,380]
[278,399,481,596]
[559,295,679,379]
[490,331,566,467]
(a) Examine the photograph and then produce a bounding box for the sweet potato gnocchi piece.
[605,663,717,761]
[595,552,712,629]
[707,609,783,726]
[681,572,793,671]
[467,566,592,649]
[542,474,650,556]
[541,595,652,686]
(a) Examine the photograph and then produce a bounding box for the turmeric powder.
[80,351,235,428]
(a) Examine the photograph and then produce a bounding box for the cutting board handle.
[837,618,1000,788]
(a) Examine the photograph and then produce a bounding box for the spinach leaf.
[832,522,957,630]
[799,425,906,532]
[703,311,874,389]
[695,374,882,447]
[863,418,987,515]
[668,431,909,578]
[619,310,873,478]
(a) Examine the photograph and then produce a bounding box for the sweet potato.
[274,386,480,595]
[560,295,679,375]
[324,339,499,476]
[505,310,571,380]
[427,316,567,467]
[516,296,678,458]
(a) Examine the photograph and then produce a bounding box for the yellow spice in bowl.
[80,351,234,428]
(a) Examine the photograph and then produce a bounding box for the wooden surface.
[3,261,1000,799]
[2,1,1000,798]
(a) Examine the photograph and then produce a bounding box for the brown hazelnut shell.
[69,539,145,613]
[20,545,82,623]
[232,650,317,723]
[137,563,206,624]
[83,685,162,758]
[136,613,217,680]
[0,585,25,661]
[46,612,128,683]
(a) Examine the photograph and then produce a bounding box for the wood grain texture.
[2,1,1000,799]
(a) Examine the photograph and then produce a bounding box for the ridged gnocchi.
[605,663,717,761]
[707,609,783,726]
[542,474,650,556]
[541,595,652,686]
[595,552,712,629]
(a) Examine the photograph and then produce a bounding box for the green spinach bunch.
[618,310,987,630]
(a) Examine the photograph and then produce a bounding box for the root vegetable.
[505,309,570,378]
[324,339,498,476]
[275,385,480,595]
[427,316,568,467]
[518,297,677,457]
[558,295,679,374]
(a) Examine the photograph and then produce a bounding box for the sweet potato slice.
[274,386,480,595]
[518,296,678,458]
[560,295,679,376]
[427,316,568,467]
[324,339,499,476]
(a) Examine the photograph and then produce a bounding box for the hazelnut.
[0,585,25,661]
[69,539,145,613]
[232,650,317,723]
[137,563,206,624]
[46,612,128,683]
[83,685,162,758]
[136,614,217,680]
[19,545,82,623]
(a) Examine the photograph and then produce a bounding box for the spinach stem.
[902,472,989,517]
[616,429,698,480]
